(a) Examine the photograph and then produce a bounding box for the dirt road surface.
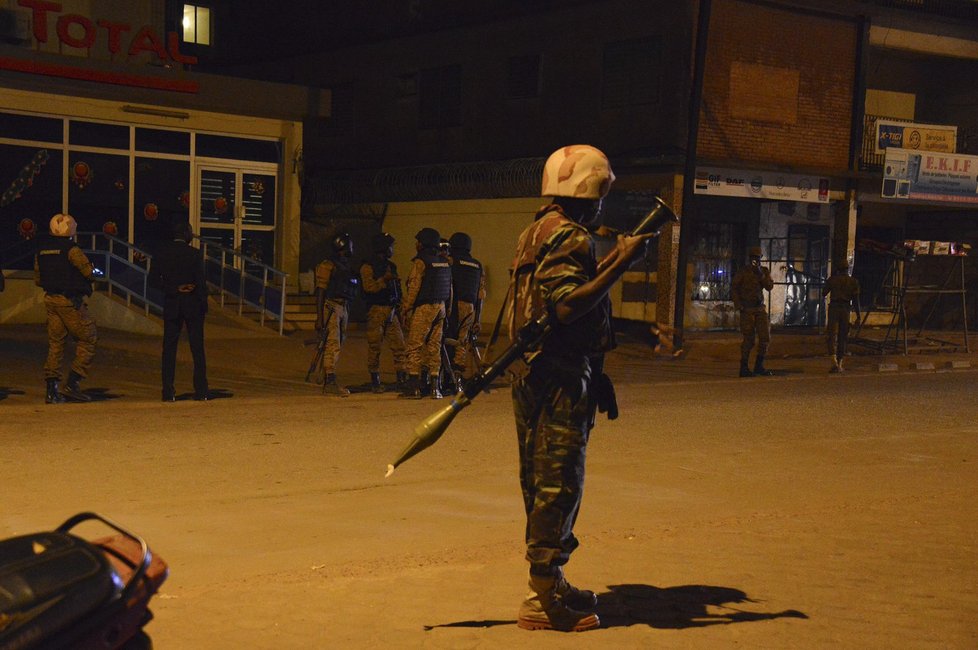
[2,324,976,648]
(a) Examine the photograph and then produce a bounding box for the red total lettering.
[168,31,198,65]
[127,25,167,61]
[18,0,62,43]
[97,19,131,55]
[56,14,96,49]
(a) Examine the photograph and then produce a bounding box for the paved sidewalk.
[2,318,976,402]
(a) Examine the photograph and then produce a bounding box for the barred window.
[601,37,661,109]
[691,221,744,301]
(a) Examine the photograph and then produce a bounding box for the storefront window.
[0,144,62,268]
[133,157,191,253]
[691,221,743,301]
[136,128,191,155]
[67,152,130,239]
[196,134,279,163]
[69,121,130,150]
[0,112,62,143]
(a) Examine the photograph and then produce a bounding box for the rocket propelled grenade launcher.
[385,196,679,477]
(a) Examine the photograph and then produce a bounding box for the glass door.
[194,164,277,270]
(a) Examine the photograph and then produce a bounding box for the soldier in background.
[315,233,359,396]
[400,227,451,399]
[151,221,209,401]
[731,246,775,377]
[360,232,408,393]
[34,213,97,403]
[823,260,861,373]
[508,145,652,632]
[448,231,486,381]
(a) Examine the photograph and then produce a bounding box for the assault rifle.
[385,196,679,477]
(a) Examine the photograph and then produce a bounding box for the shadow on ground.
[423,583,807,631]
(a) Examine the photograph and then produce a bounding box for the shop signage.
[875,119,957,154]
[18,0,197,64]
[694,167,829,203]
[882,147,978,204]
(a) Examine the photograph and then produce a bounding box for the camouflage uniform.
[509,206,614,578]
[403,242,452,385]
[823,271,860,362]
[731,256,774,374]
[361,259,407,375]
[449,249,486,377]
[314,258,355,375]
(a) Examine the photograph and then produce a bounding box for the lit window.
[183,4,211,45]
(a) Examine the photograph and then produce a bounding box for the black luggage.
[0,512,168,650]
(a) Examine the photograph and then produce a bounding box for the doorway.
[194,163,277,269]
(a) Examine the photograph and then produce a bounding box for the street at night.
[2,324,976,648]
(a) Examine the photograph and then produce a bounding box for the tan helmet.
[748,246,763,258]
[49,213,78,237]
[541,145,615,199]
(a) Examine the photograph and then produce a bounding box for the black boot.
[739,361,753,378]
[61,371,91,402]
[45,379,65,404]
[396,370,408,390]
[429,370,443,400]
[370,372,385,394]
[322,373,351,396]
[418,369,432,398]
[398,374,422,399]
[753,356,774,376]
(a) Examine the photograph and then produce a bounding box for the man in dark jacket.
[151,221,209,401]
[34,213,97,403]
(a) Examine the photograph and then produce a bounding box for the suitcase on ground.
[0,512,168,650]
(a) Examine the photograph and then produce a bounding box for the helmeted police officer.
[360,232,408,392]
[34,213,97,403]
[447,232,486,381]
[315,232,359,396]
[400,227,452,399]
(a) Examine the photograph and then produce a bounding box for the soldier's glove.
[594,372,618,421]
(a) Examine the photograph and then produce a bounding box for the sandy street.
[2,326,977,648]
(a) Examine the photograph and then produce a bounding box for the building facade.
[0,0,313,285]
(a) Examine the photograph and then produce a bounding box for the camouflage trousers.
[365,305,406,373]
[320,299,348,374]
[826,304,851,360]
[739,308,770,361]
[512,359,594,576]
[404,302,445,375]
[43,294,97,381]
[451,300,477,376]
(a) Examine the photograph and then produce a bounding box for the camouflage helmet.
[448,232,472,252]
[49,213,78,237]
[332,232,353,255]
[748,246,763,258]
[371,232,395,253]
[415,227,440,248]
[541,145,615,200]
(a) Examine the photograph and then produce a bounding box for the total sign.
[18,0,197,65]
[694,167,829,203]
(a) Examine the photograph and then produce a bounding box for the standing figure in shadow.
[152,221,209,402]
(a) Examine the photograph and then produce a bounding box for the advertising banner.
[694,167,829,203]
[882,147,978,204]
[875,119,957,154]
